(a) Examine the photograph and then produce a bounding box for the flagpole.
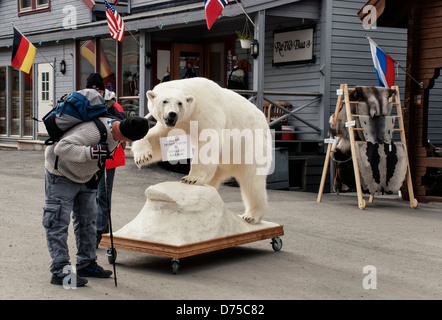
[233,0,259,31]
[126,28,143,48]
[365,34,422,88]
[11,22,54,69]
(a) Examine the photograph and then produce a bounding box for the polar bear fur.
[132,77,272,224]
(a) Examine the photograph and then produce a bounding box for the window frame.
[18,0,50,16]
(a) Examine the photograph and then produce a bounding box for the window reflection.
[24,69,33,136]
[0,67,6,135]
[100,38,117,93]
[120,35,140,118]
[10,68,20,136]
[79,40,96,89]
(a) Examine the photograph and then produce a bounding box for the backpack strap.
[93,118,108,143]
[54,117,109,171]
[93,118,109,169]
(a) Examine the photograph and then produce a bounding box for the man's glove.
[90,142,112,161]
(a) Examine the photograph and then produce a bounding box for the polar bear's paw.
[134,149,153,168]
[241,213,262,225]
[180,175,204,185]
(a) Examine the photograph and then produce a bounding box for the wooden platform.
[101,225,284,259]
[100,225,284,273]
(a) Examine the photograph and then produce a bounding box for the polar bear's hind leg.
[236,173,267,224]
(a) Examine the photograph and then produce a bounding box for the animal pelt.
[328,86,399,195]
[355,141,407,195]
[327,102,371,154]
[329,114,352,154]
[349,86,395,117]
[358,115,396,144]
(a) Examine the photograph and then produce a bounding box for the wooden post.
[343,84,366,210]
[317,84,345,202]
[392,85,418,209]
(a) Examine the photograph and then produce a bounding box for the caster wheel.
[271,237,283,251]
[171,258,180,274]
[106,248,117,264]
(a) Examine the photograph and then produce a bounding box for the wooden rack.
[317,84,418,210]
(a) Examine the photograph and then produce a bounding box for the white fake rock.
[114,181,278,246]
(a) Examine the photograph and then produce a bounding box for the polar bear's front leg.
[132,124,164,168]
[181,162,218,186]
[132,137,153,168]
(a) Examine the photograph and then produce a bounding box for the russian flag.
[368,37,395,88]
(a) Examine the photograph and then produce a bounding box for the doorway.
[152,38,235,87]
[37,63,54,136]
[171,43,204,80]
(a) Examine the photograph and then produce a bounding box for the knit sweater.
[45,117,120,183]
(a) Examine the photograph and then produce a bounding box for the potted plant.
[236,19,253,49]
[236,30,253,49]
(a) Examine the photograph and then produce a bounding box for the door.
[37,63,54,135]
[207,42,226,87]
[171,43,204,80]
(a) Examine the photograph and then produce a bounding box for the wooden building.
[359,0,442,202]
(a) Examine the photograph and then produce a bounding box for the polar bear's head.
[147,89,195,128]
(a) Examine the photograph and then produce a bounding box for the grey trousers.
[43,170,98,276]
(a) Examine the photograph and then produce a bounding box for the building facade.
[0,0,411,192]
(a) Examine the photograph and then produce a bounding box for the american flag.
[104,0,125,42]
[204,0,229,30]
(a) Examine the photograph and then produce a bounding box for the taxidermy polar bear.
[132,77,272,224]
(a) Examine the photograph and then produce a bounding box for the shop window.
[0,67,6,135]
[428,68,442,147]
[0,67,33,138]
[23,71,33,136]
[120,35,139,118]
[78,40,96,89]
[100,38,117,93]
[10,68,20,136]
[18,0,50,15]
[77,35,140,119]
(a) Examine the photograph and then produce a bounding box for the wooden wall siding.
[0,1,91,38]
[262,16,322,140]
[403,0,442,201]
[428,76,442,146]
[417,1,442,89]
[329,0,407,120]
[131,0,174,6]
[0,41,75,98]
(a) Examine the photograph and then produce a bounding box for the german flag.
[11,27,36,74]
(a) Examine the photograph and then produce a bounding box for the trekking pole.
[103,167,117,287]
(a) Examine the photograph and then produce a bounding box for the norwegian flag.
[104,0,125,42]
[205,0,229,30]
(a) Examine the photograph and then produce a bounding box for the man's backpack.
[42,89,122,146]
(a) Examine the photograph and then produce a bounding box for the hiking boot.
[77,262,113,278]
[50,273,88,287]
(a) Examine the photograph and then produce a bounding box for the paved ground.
[0,149,441,303]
